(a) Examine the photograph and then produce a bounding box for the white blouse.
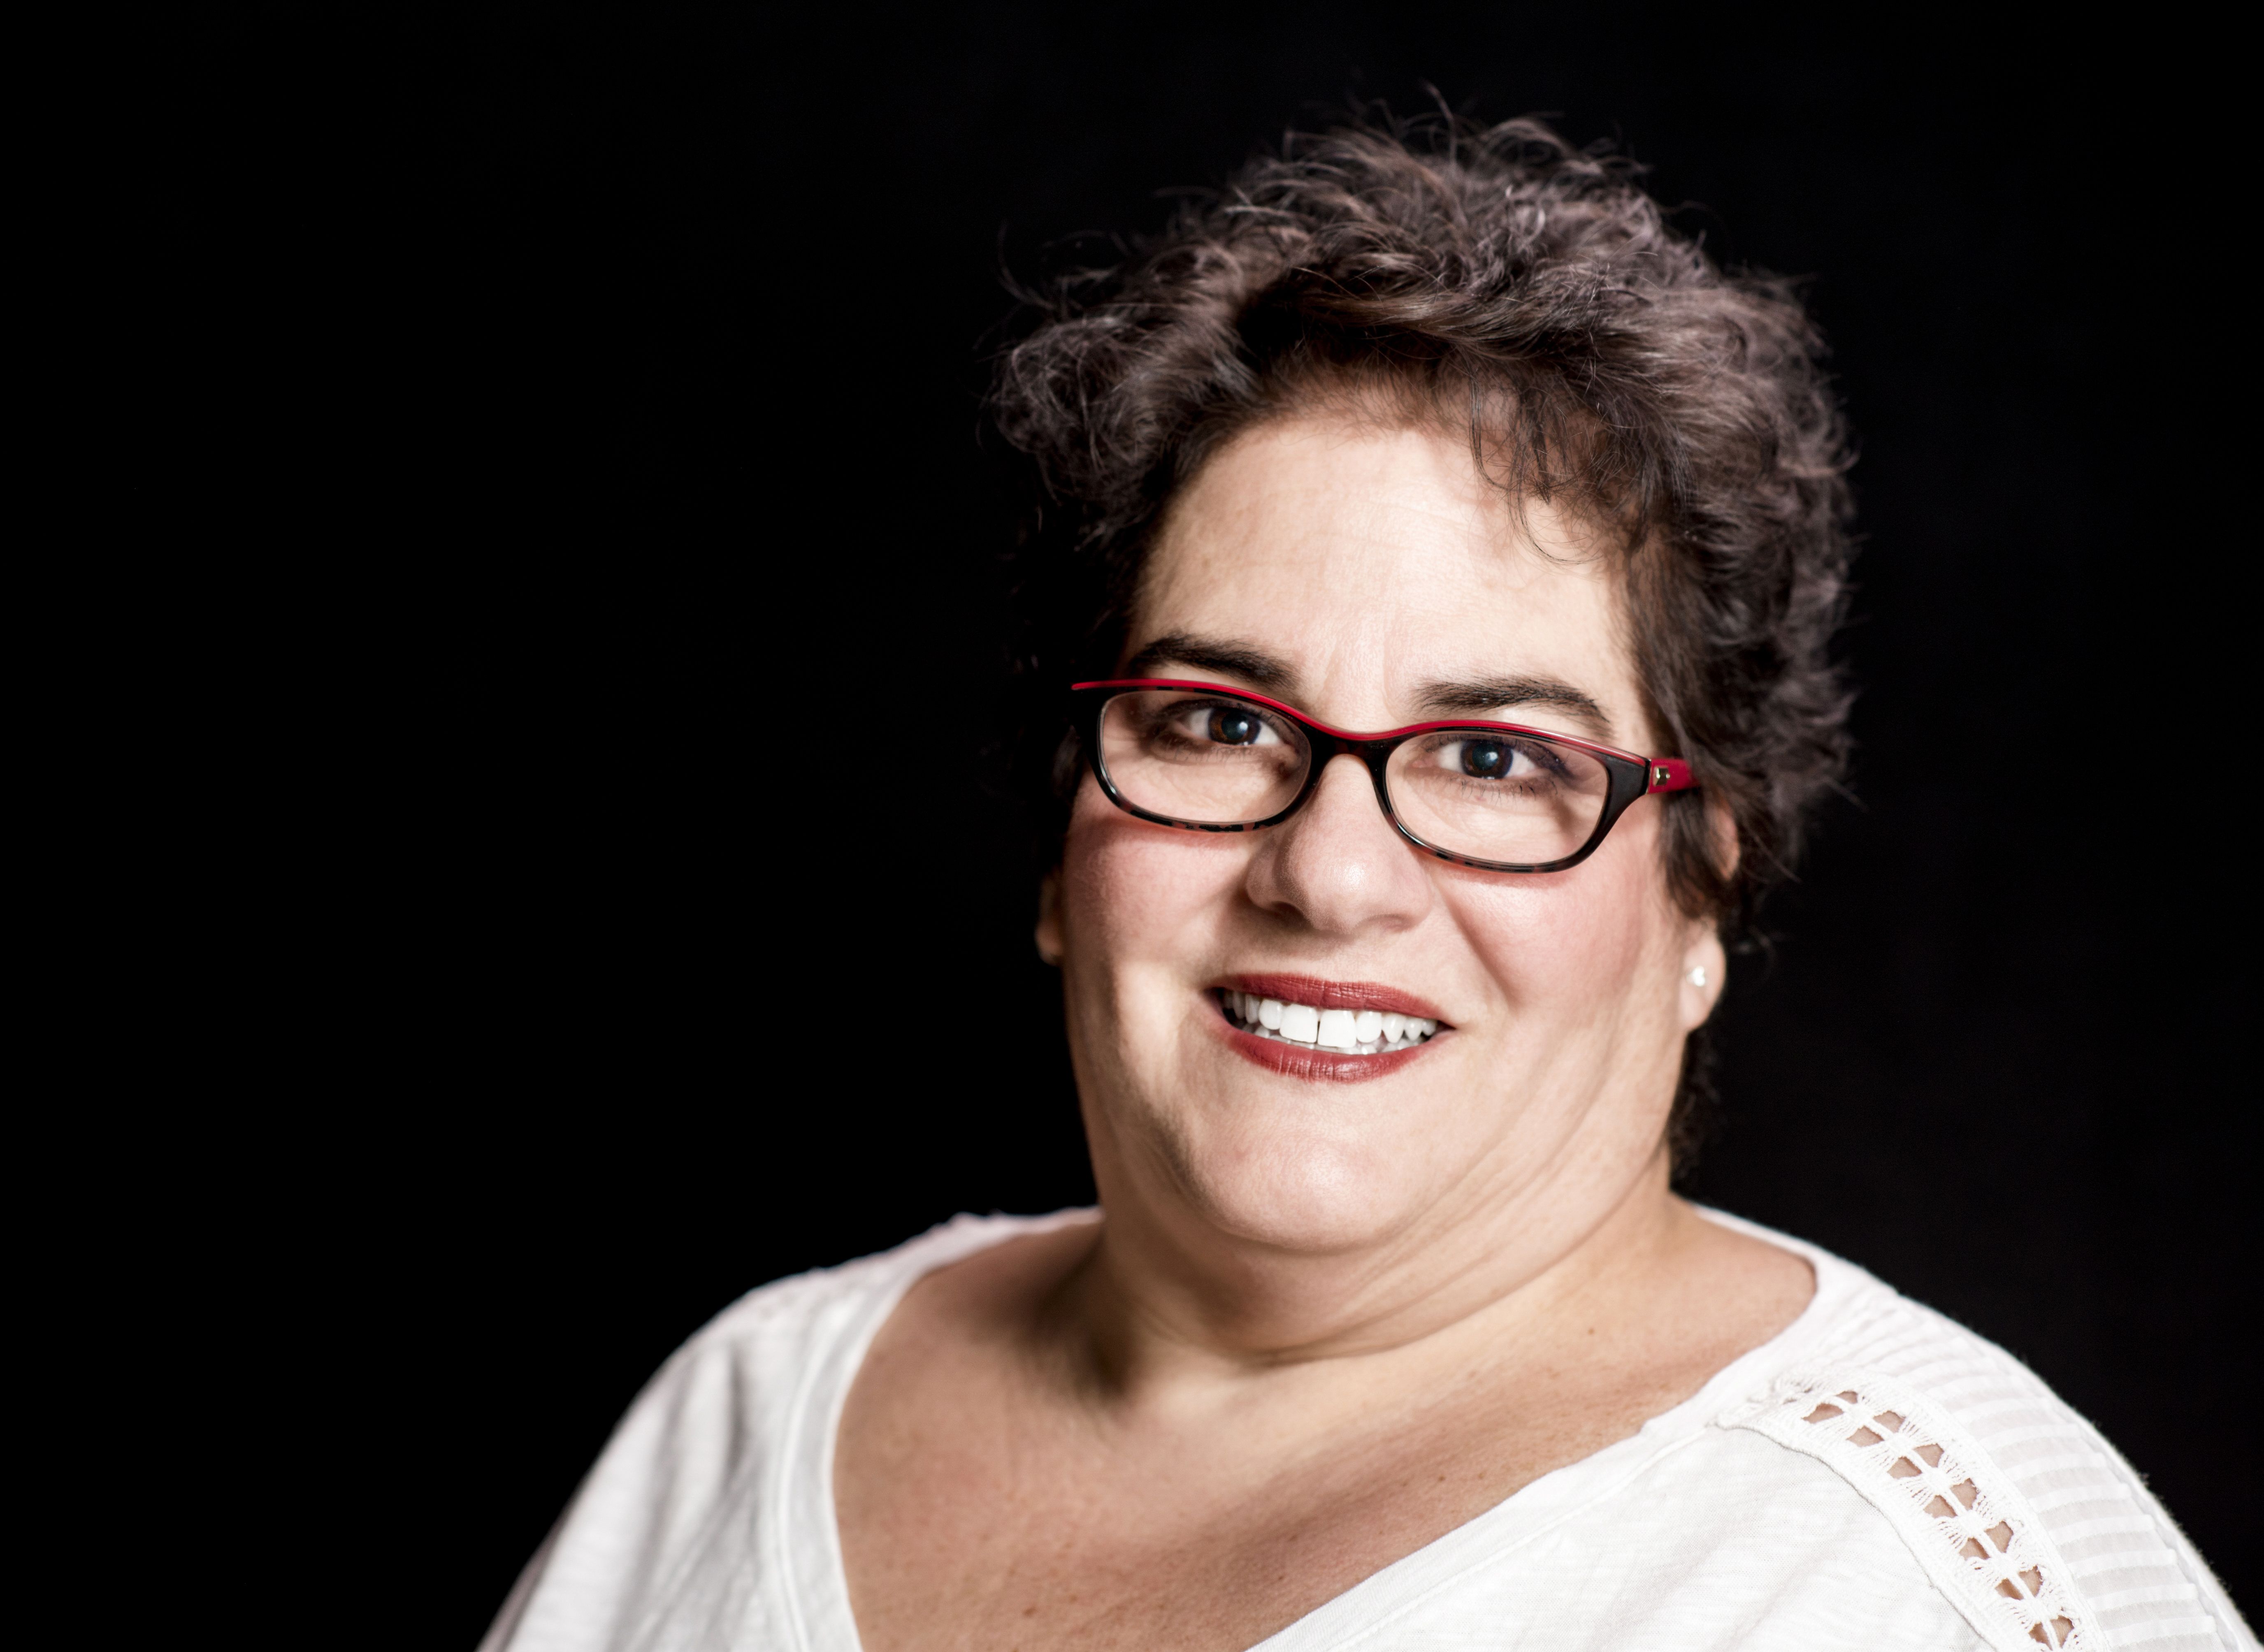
[480,1209,2252,1652]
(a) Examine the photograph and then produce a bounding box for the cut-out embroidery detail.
[1773,1383,2092,1650]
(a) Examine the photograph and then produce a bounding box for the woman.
[483,120,2249,1651]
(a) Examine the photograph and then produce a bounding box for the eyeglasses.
[1071,679,1698,874]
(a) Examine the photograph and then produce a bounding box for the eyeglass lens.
[1096,689,1613,865]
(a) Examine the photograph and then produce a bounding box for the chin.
[1163,1110,1427,1254]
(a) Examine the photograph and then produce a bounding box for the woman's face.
[1042,413,1722,1263]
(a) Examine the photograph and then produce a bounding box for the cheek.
[1452,828,1675,1027]
[1059,779,1248,968]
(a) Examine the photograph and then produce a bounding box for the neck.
[1048,1140,1691,1409]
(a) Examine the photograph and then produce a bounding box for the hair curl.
[989,113,1855,1165]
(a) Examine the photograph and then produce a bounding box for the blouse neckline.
[782,1206,1871,1652]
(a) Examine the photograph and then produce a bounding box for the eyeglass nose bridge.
[1269,729,1431,852]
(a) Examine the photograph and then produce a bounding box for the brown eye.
[1460,740,1510,778]
[1209,708,1263,745]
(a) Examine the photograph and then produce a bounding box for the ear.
[1677,797,1737,1030]
[1706,792,1741,882]
[1035,870,1064,967]
[1678,926,1727,1032]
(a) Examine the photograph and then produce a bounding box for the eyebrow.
[1121,633,1615,741]
[1122,632,1299,694]
[1414,676,1616,740]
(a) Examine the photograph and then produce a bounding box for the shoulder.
[626,1207,1096,1445]
[1701,1213,2253,1652]
[576,1212,1046,1503]
[480,1211,1089,1652]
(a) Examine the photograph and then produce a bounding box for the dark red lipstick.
[1213,974,1450,1024]
[1205,975,1451,1084]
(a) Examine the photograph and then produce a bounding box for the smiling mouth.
[1215,988,1442,1055]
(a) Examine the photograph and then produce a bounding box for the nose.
[1242,752,1433,937]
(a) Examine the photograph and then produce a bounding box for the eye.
[1208,707,1264,746]
[1458,740,1514,778]
[1433,738,1536,780]
[1165,701,1282,747]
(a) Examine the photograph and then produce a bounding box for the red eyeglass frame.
[1071,678,1698,875]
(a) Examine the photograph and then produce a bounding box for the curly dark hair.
[989,114,1855,1162]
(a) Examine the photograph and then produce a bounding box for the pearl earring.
[1686,965,1708,988]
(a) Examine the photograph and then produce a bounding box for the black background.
[413,4,2256,1641]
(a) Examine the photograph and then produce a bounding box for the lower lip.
[1210,1002,1442,1084]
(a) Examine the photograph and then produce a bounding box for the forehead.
[1135,415,1643,739]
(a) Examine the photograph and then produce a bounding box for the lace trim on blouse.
[1731,1371,2099,1649]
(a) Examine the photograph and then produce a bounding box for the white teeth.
[1226,991,1441,1053]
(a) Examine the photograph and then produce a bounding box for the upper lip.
[1212,974,1450,1025]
